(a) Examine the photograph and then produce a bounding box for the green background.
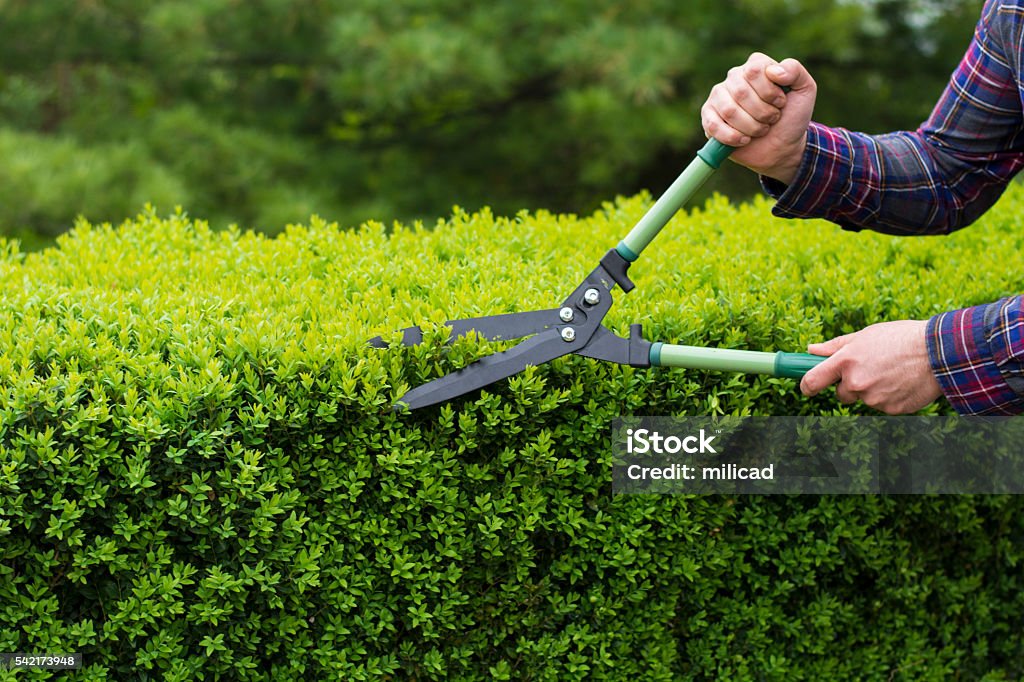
[0,0,984,246]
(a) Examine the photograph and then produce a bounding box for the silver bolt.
[561,327,576,342]
[559,307,574,322]
[583,288,600,305]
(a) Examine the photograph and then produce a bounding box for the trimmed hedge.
[2,192,1024,680]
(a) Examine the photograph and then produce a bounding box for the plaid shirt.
[763,0,1024,415]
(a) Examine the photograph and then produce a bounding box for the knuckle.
[720,103,737,119]
[743,62,761,80]
[869,397,894,414]
[845,377,868,393]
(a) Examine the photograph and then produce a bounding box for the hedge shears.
[372,133,826,411]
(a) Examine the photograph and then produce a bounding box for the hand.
[800,320,944,414]
[701,52,817,184]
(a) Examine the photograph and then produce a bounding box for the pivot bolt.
[559,307,574,322]
[583,288,600,306]
[561,327,576,342]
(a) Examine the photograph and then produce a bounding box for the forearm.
[763,0,1024,236]
[763,122,1021,236]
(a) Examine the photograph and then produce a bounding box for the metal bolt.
[559,307,574,322]
[583,288,600,306]
[561,327,576,342]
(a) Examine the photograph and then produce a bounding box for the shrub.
[1,193,1023,680]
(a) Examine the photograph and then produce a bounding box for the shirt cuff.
[759,122,864,232]
[926,302,1024,415]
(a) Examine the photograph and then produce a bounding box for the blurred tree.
[0,0,983,242]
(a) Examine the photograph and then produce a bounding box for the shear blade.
[369,308,563,348]
[395,329,572,411]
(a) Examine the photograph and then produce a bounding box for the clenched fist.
[701,52,817,184]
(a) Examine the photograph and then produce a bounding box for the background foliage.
[1,191,1023,678]
[0,0,983,243]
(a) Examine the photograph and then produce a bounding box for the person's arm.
[701,1,1024,414]
[797,2,1024,414]
[765,0,1024,235]
[795,295,1024,416]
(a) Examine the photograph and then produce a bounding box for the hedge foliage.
[2,190,1024,679]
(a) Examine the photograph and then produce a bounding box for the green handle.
[774,352,827,379]
[615,86,791,262]
[650,343,826,379]
[696,138,734,170]
[615,141,723,261]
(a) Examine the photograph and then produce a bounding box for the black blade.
[576,326,630,364]
[396,329,572,411]
[576,324,652,367]
[387,253,630,410]
[445,308,562,342]
[368,308,562,348]
[368,325,422,348]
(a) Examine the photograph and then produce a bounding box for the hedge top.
[3,189,1021,418]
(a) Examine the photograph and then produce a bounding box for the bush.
[1,194,1023,680]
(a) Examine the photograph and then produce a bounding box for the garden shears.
[371,134,826,411]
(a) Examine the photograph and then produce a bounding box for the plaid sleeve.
[926,297,1024,415]
[763,0,1024,236]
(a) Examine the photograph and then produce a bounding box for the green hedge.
[2,192,1024,680]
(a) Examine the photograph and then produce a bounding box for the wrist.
[765,135,808,186]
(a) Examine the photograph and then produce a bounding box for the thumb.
[767,58,814,93]
[800,355,843,397]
